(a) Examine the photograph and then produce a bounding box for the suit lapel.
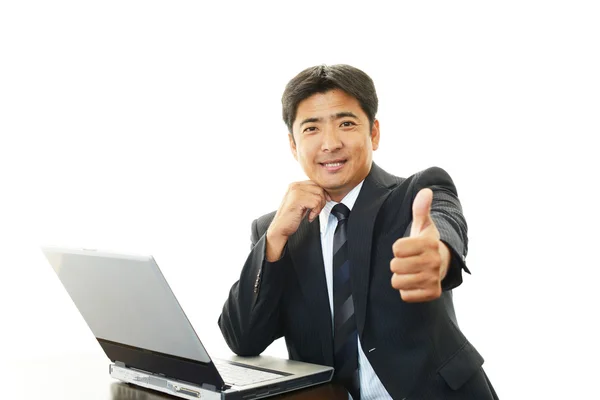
[288,216,334,365]
[348,163,395,337]
[286,163,399,362]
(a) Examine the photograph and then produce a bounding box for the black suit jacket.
[219,164,498,399]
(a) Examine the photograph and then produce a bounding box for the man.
[219,65,498,399]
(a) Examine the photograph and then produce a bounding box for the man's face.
[289,89,380,201]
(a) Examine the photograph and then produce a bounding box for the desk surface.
[6,355,347,400]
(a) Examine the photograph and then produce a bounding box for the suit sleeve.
[405,167,470,291]
[218,219,288,356]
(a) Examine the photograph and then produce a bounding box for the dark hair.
[281,64,379,135]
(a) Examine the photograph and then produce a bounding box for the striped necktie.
[331,203,360,400]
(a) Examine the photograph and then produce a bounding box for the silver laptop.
[42,246,333,400]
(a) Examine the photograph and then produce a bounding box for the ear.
[288,133,298,161]
[371,119,380,151]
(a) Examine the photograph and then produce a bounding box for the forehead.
[295,90,366,119]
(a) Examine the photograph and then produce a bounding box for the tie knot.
[331,203,350,221]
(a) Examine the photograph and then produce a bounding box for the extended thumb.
[410,188,433,237]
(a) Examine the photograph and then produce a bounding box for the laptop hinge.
[115,360,126,368]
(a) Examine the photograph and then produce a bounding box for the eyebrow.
[299,112,359,128]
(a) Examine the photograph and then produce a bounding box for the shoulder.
[377,166,459,209]
[402,166,458,195]
[375,164,456,192]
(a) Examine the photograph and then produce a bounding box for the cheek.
[294,151,311,168]
[297,142,318,163]
[351,142,369,159]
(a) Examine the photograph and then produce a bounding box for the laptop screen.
[43,247,211,363]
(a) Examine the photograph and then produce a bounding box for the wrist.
[266,229,288,262]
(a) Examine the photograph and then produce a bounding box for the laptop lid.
[42,246,225,390]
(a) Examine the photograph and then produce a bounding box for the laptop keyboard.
[213,359,284,387]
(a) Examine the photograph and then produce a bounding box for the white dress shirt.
[319,181,393,400]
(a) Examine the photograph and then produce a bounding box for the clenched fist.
[266,181,331,261]
[390,188,451,302]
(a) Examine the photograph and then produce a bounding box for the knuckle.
[390,258,401,273]
[430,287,442,300]
[428,253,441,268]
[397,276,408,290]
[411,238,423,252]
[390,258,396,272]
[427,236,439,250]
[401,291,416,303]
[433,254,442,268]
[411,272,423,285]
[392,239,403,255]
[423,287,440,300]
[427,274,439,286]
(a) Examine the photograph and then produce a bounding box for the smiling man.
[219,65,498,399]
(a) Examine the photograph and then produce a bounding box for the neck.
[326,167,371,203]
[327,190,350,203]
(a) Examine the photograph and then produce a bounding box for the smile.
[319,159,347,172]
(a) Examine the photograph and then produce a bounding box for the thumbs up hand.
[390,188,451,302]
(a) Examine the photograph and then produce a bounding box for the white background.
[1,1,599,399]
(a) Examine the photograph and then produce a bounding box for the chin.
[310,172,349,192]
[320,181,346,192]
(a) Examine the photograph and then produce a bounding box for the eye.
[303,126,318,133]
[340,121,356,128]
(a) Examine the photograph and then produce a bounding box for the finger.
[294,188,326,207]
[302,208,312,221]
[296,184,327,198]
[410,188,434,237]
[306,194,327,222]
[399,287,441,303]
[299,187,331,208]
[301,181,332,202]
[390,254,433,275]
[300,180,328,192]
[289,181,324,197]
[390,272,430,290]
[392,236,436,258]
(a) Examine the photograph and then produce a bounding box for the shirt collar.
[319,180,365,234]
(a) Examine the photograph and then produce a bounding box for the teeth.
[324,162,343,167]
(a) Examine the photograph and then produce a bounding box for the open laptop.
[42,246,333,399]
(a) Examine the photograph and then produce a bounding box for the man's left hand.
[390,188,451,302]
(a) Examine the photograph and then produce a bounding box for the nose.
[320,125,342,152]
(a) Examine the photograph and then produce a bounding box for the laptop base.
[110,363,221,400]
